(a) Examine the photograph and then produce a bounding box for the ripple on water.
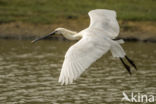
[0,41,155,103]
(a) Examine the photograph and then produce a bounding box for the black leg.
[120,58,131,75]
[125,56,137,70]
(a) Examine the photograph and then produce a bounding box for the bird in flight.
[32,9,137,85]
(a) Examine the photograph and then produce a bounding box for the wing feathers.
[58,9,121,85]
[88,9,119,39]
[59,37,110,85]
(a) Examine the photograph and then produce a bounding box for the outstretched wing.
[88,9,120,39]
[59,36,110,85]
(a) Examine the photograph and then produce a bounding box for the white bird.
[32,9,137,85]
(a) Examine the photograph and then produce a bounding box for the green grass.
[0,0,156,24]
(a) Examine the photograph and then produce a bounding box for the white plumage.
[32,9,137,85]
[58,9,125,85]
[59,36,111,85]
[88,9,119,39]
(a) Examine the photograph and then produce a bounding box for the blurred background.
[0,0,156,104]
[0,0,156,41]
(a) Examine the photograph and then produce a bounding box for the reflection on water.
[0,39,155,104]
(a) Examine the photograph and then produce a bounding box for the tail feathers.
[110,39,137,74]
[116,39,125,44]
[110,40,126,58]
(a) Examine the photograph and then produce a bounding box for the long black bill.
[120,58,131,75]
[31,31,56,43]
[125,56,137,70]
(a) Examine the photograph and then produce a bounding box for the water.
[0,39,155,104]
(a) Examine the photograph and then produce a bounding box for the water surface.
[0,39,155,104]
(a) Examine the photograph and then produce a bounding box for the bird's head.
[54,28,66,34]
[31,27,65,43]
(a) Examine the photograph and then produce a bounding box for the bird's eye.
[55,31,58,33]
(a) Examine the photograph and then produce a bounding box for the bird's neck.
[62,29,81,40]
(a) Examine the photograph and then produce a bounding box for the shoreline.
[0,21,156,42]
[0,35,156,43]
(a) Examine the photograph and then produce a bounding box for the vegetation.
[0,0,156,24]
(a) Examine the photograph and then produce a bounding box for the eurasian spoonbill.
[32,9,137,85]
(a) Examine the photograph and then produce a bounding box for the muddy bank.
[0,21,156,42]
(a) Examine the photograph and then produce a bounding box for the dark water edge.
[0,35,156,43]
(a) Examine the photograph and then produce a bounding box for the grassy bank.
[0,0,156,42]
[0,21,156,42]
[0,0,156,24]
